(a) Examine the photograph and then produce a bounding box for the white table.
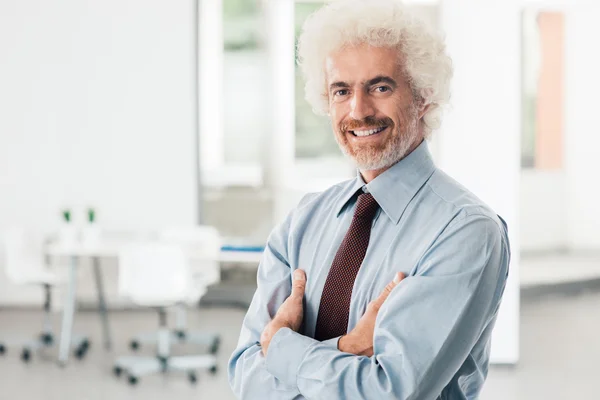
[46,240,126,366]
[46,239,263,366]
[219,250,263,265]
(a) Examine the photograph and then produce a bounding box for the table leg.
[175,304,187,331]
[58,256,78,366]
[92,256,112,350]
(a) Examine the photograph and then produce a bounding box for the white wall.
[518,1,600,254]
[265,0,298,224]
[223,51,268,165]
[520,170,566,252]
[0,0,198,305]
[564,3,600,250]
[440,0,521,364]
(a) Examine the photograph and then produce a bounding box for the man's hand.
[260,269,306,356]
[338,272,405,356]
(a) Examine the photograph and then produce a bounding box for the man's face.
[325,44,423,171]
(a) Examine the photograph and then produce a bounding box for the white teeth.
[352,126,385,137]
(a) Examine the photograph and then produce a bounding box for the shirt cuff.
[265,327,316,387]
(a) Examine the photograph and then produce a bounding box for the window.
[521,9,564,170]
[223,0,266,167]
[223,0,261,51]
[294,1,339,160]
[201,0,443,188]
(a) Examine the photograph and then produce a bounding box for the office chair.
[0,229,90,362]
[127,226,221,355]
[113,243,217,385]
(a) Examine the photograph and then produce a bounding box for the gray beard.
[336,123,420,171]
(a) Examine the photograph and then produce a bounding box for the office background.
[0,0,599,398]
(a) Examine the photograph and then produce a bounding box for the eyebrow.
[365,75,397,88]
[329,75,397,93]
[329,81,350,92]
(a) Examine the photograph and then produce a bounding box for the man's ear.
[418,102,431,120]
[416,88,433,120]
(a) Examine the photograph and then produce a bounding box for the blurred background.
[0,0,598,399]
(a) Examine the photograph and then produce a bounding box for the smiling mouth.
[349,126,387,137]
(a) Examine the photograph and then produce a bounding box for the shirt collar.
[335,140,436,224]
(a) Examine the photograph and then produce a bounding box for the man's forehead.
[325,45,401,82]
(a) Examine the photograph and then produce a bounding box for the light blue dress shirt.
[228,141,510,400]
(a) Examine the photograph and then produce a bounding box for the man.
[229,0,510,399]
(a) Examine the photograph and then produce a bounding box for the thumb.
[291,269,306,299]
[371,272,405,311]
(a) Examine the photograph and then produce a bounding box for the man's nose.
[349,91,376,121]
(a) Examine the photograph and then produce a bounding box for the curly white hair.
[297,0,453,137]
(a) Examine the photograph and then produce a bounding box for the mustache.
[340,116,394,132]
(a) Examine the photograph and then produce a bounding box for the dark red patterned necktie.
[314,192,379,341]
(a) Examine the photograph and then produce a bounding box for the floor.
[479,290,600,400]
[1,291,598,400]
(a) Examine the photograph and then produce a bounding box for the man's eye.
[375,86,390,93]
[334,89,349,96]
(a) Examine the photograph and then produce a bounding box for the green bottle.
[62,209,71,223]
[88,208,95,224]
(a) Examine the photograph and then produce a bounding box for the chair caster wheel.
[0,344,6,355]
[128,375,138,385]
[129,340,140,351]
[209,337,220,355]
[188,372,198,384]
[209,365,217,375]
[74,339,90,359]
[113,366,123,377]
[40,333,54,346]
[21,349,31,362]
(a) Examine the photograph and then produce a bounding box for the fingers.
[393,271,405,284]
[369,272,405,312]
[291,269,306,299]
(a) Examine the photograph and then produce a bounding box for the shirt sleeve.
[264,212,511,400]
[227,195,339,399]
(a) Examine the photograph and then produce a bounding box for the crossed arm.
[260,268,405,358]
[228,212,510,400]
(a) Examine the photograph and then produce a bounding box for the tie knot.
[355,192,379,219]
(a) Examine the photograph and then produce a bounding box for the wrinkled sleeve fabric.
[227,197,339,400]
[265,212,510,400]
